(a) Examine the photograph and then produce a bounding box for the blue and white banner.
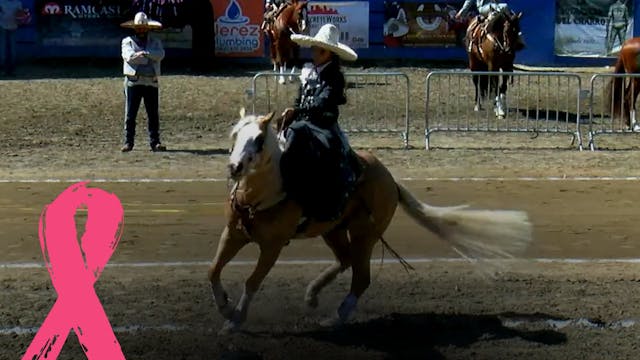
[555,0,634,57]
[307,1,369,48]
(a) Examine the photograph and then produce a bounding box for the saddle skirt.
[279,120,363,224]
[466,16,487,53]
[466,12,509,54]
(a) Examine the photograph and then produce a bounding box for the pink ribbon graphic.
[22,182,126,360]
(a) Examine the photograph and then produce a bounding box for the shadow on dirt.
[275,312,567,359]
[517,108,590,124]
[160,148,229,156]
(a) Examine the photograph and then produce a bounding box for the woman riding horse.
[279,23,359,224]
[456,0,525,51]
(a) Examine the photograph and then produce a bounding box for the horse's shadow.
[516,108,589,124]
[265,312,567,358]
[160,148,229,156]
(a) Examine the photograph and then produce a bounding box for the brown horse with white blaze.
[266,0,309,84]
[466,11,522,118]
[607,37,640,131]
[206,110,533,335]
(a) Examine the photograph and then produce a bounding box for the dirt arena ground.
[3,63,640,359]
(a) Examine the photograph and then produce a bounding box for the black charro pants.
[124,84,161,147]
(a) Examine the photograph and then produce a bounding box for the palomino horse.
[207,110,533,334]
[266,0,309,84]
[607,37,640,131]
[466,11,522,119]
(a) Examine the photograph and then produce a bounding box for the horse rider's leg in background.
[480,4,499,32]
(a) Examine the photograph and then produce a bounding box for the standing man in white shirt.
[0,0,25,76]
[120,12,167,152]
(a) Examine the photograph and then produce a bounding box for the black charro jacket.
[292,61,347,129]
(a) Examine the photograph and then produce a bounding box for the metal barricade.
[425,71,584,150]
[249,71,410,148]
[588,73,640,151]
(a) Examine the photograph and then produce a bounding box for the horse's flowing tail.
[396,182,532,261]
[607,55,626,119]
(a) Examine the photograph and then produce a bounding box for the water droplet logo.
[215,0,260,54]
[219,0,249,24]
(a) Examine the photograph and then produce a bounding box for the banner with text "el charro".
[555,0,634,57]
[211,0,263,57]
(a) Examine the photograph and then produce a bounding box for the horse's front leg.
[472,75,482,112]
[208,226,248,320]
[495,75,509,119]
[305,229,351,308]
[278,63,287,85]
[289,65,297,83]
[219,239,286,334]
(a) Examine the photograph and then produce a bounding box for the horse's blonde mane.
[230,115,280,155]
[230,116,256,139]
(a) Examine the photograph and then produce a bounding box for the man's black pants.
[124,84,161,147]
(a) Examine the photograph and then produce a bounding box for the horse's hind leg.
[208,226,248,320]
[289,65,296,83]
[321,214,377,326]
[289,45,300,83]
[305,229,352,308]
[630,78,640,131]
[278,64,286,85]
[327,231,376,325]
[219,238,286,334]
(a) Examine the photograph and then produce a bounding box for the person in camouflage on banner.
[606,0,629,54]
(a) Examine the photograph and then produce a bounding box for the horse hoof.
[217,304,235,320]
[474,105,481,112]
[497,115,505,120]
[319,316,344,328]
[278,78,286,85]
[218,320,241,335]
[305,294,319,309]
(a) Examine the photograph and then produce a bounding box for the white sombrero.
[290,24,358,61]
[121,12,163,30]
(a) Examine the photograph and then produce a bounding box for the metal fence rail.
[250,71,410,148]
[588,73,640,150]
[425,71,584,150]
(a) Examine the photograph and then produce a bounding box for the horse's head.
[283,0,309,34]
[298,1,309,33]
[228,109,277,180]
[503,11,522,53]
